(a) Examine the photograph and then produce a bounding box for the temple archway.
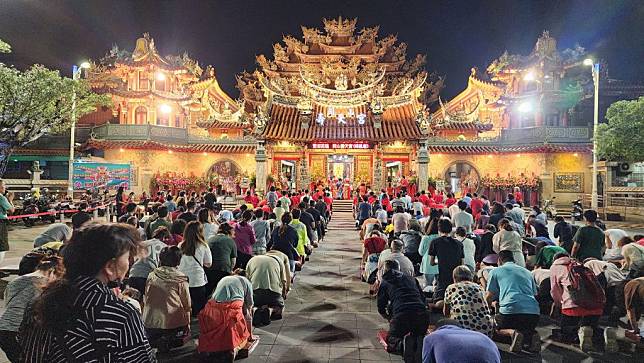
[207,159,242,193]
[442,160,480,195]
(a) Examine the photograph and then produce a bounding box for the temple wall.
[103,149,256,193]
[427,152,591,204]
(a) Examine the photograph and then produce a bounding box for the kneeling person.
[485,250,541,353]
[378,259,429,355]
[246,253,289,325]
[143,246,191,352]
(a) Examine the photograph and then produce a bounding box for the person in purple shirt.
[233,210,256,269]
[422,321,500,363]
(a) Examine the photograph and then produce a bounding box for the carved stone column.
[299,154,310,191]
[417,142,429,192]
[373,155,383,191]
[255,141,267,194]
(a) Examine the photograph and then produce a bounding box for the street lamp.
[68,62,91,198]
[584,58,600,210]
[523,71,536,82]
[518,101,533,113]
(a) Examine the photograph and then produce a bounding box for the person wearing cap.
[477,254,498,290]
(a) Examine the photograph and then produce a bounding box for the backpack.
[566,260,605,310]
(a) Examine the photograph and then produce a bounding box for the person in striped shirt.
[19,222,157,362]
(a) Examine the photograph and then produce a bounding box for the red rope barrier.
[7,203,111,220]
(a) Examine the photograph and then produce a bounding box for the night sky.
[1,0,642,99]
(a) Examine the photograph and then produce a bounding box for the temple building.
[236,16,442,194]
[426,31,643,204]
[7,20,644,205]
[78,34,257,194]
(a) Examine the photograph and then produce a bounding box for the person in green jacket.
[533,241,567,269]
[289,209,309,260]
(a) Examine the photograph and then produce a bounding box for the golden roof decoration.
[237,17,443,112]
[323,16,357,37]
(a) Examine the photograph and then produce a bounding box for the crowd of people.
[356,188,644,362]
[0,184,335,362]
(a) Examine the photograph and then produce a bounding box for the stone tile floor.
[1,214,642,362]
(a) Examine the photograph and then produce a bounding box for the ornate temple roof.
[262,103,420,142]
[237,16,441,143]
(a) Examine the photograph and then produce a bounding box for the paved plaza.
[0,212,642,362]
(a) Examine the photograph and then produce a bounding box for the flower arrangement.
[151,172,213,192]
[480,174,540,190]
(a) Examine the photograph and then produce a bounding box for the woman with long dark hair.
[233,210,256,269]
[419,209,442,289]
[19,222,155,362]
[115,186,125,218]
[178,221,212,316]
[268,212,299,273]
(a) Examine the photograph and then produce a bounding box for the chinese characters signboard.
[554,173,584,193]
[310,142,370,149]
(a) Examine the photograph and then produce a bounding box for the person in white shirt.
[455,227,476,272]
[403,193,413,211]
[375,207,388,227]
[278,193,291,212]
[448,202,460,219]
[451,201,474,234]
[199,208,218,240]
[178,221,213,316]
[604,229,628,261]
[392,206,411,234]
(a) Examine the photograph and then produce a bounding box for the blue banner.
[73,162,131,191]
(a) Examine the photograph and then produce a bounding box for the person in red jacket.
[444,193,457,207]
[418,191,431,207]
[470,193,484,222]
[433,190,444,204]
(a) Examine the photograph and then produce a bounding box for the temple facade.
[79,34,256,195]
[236,16,442,195]
[8,19,644,204]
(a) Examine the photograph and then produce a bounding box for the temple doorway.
[386,161,402,183]
[443,161,480,196]
[327,155,354,181]
[280,160,296,190]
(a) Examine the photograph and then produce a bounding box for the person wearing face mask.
[19,222,156,362]
[0,256,65,362]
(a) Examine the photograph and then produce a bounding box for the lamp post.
[67,62,90,198]
[584,58,600,210]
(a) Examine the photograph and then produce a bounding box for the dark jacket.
[554,221,574,252]
[269,225,299,260]
[475,231,495,262]
[399,230,422,264]
[298,210,316,242]
[377,269,426,317]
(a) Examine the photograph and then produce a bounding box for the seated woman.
[199,270,254,361]
[443,265,494,336]
[143,246,191,353]
[0,256,64,362]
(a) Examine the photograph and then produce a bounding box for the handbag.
[192,255,208,283]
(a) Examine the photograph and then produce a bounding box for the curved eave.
[83,138,256,154]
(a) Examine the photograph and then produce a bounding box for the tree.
[0,39,10,53]
[596,96,644,163]
[0,39,110,176]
